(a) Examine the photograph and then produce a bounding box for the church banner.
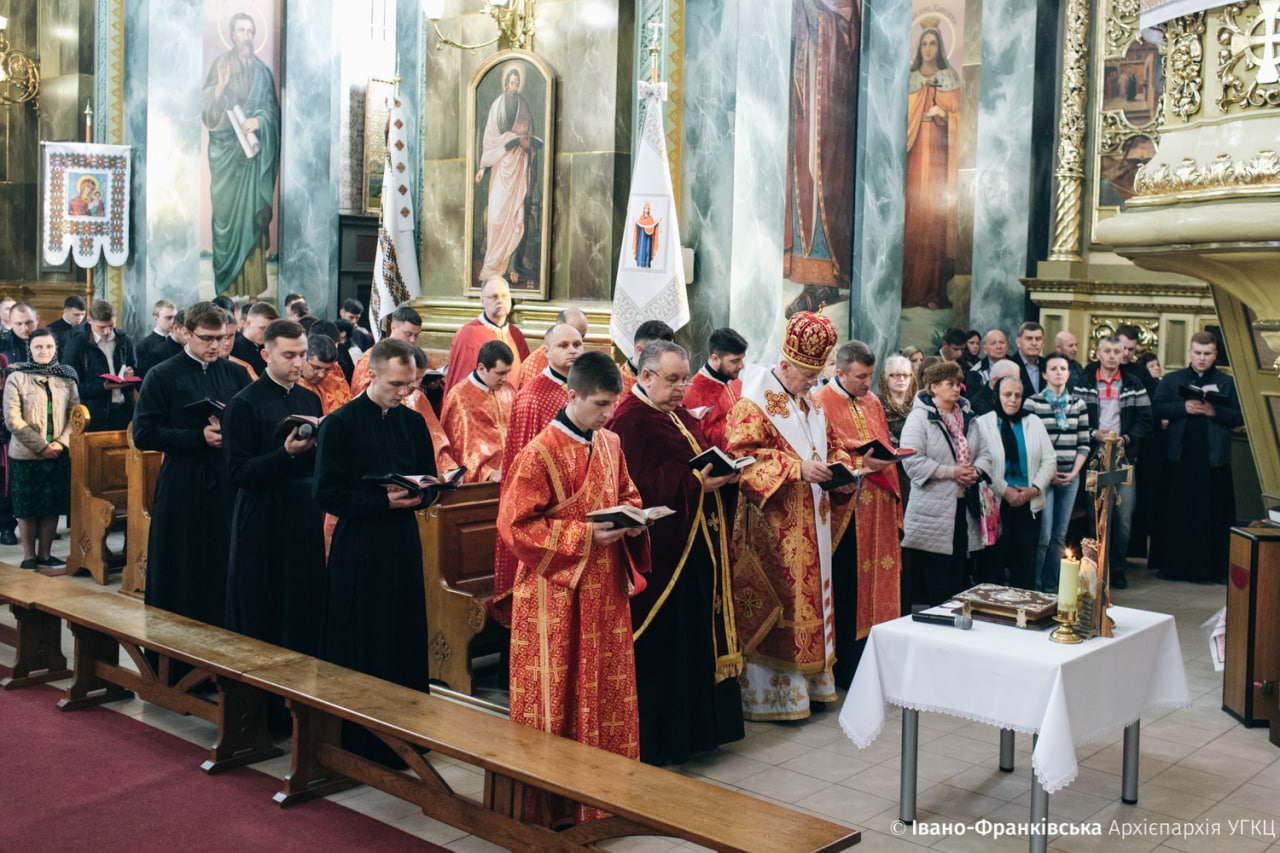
[370,94,422,338]
[611,80,690,358]
[41,142,132,269]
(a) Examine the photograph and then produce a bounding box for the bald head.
[988,358,1020,388]
[983,329,1008,360]
[544,323,585,374]
[481,277,512,326]
[555,307,589,338]
[1054,330,1078,361]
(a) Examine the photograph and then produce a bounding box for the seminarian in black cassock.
[607,344,745,766]
[133,302,251,627]
[312,338,435,696]
[222,320,326,654]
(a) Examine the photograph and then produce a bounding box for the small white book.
[228,104,261,158]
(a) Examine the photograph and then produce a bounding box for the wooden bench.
[67,405,129,584]
[119,424,162,598]
[416,482,503,695]
[248,656,859,852]
[31,589,299,773]
[0,564,81,688]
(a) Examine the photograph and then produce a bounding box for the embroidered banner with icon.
[42,142,132,268]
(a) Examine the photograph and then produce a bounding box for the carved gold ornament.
[1048,0,1091,261]
[1132,148,1280,200]
[1217,0,1280,111]
[1165,13,1206,121]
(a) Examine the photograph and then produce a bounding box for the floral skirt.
[10,454,70,519]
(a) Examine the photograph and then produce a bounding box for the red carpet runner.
[0,666,449,852]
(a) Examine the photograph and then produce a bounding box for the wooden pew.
[416,482,502,694]
[0,563,81,688]
[32,590,298,773]
[249,657,860,852]
[67,405,129,584]
[119,424,162,598]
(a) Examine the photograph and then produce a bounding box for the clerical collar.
[702,363,732,385]
[479,312,507,332]
[468,369,490,392]
[265,371,294,394]
[543,365,568,385]
[770,369,803,403]
[183,349,211,372]
[626,359,638,375]
[829,378,854,400]
[552,407,592,443]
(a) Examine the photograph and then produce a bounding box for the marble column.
[278,0,341,318]
[850,0,912,369]
[968,0,1039,335]
[680,0,792,362]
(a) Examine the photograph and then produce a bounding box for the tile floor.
[3,530,1278,852]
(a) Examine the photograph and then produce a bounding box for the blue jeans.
[1109,475,1137,571]
[1037,476,1081,592]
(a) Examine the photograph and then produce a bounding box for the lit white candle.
[1057,552,1079,612]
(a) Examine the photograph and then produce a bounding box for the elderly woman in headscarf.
[973,374,1055,590]
[3,327,80,569]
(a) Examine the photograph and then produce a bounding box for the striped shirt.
[1024,392,1091,472]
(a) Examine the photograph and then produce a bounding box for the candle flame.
[1065,548,1075,561]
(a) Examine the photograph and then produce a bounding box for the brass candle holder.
[1050,609,1083,644]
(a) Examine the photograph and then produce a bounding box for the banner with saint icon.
[41,142,132,269]
[611,76,690,358]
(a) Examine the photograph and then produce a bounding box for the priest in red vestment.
[682,327,749,453]
[443,277,530,394]
[500,351,649,826]
[490,322,584,624]
[441,340,515,483]
[516,307,588,388]
[297,333,352,415]
[725,310,855,721]
[617,319,674,396]
[607,340,745,766]
[351,305,425,396]
[814,340,903,688]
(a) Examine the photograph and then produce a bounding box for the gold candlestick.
[1050,609,1082,644]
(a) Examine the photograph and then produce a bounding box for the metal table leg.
[900,708,918,823]
[999,728,1015,772]
[1122,721,1140,804]
[1027,733,1049,853]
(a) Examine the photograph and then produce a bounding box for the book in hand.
[686,405,714,421]
[100,372,141,385]
[362,467,467,494]
[855,438,916,461]
[820,462,862,491]
[586,505,675,529]
[184,397,226,421]
[688,446,755,478]
[1177,383,1231,406]
[274,414,323,439]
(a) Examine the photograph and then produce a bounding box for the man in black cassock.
[231,301,277,376]
[606,340,745,766]
[313,338,435,693]
[135,299,178,379]
[134,301,251,626]
[222,319,325,653]
[1151,332,1242,583]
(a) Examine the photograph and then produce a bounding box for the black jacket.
[62,327,139,429]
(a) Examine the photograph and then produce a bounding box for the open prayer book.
[855,438,916,460]
[183,397,226,420]
[1176,384,1231,406]
[273,414,322,439]
[688,446,754,477]
[820,461,862,491]
[586,505,675,529]
[100,373,141,385]
[362,467,467,494]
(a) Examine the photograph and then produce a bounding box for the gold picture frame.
[464,49,556,299]
[362,77,397,215]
